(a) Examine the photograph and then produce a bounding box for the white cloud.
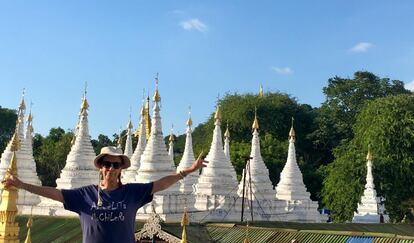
[405,80,414,91]
[349,42,374,53]
[271,66,293,75]
[180,18,207,32]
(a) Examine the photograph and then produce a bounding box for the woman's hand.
[2,176,24,189]
[188,152,208,174]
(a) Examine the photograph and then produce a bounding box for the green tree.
[91,134,115,155]
[0,106,17,153]
[35,127,73,186]
[321,94,414,222]
[311,71,410,166]
[174,92,320,199]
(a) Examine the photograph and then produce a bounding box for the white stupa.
[0,95,26,180]
[124,104,147,183]
[353,147,389,223]
[175,111,199,212]
[124,118,134,159]
[176,111,198,194]
[55,92,97,189]
[136,77,182,220]
[17,109,42,205]
[194,106,239,221]
[0,95,42,206]
[275,119,324,222]
[235,112,276,221]
[223,124,230,159]
[168,129,174,162]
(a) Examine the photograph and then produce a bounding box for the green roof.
[15,216,414,243]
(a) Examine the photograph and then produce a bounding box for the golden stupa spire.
[117,128,122,148]
[80,82,89,114]
[289,117,295,140]
[169,125,175,143]
[367,145,372,161]
[27,102,34,135]
[214,105,221,121]
[24,209,33,243]
[135,93,146,138]
[144,95,151,140]
[180,207,189,243]
[152,73,161,102]
[0,127,20,242]
[187,106,193,127]
[243,221,250,243]
[27,102,33,123]
[224,122,230,138]
[19,89,26,112]
[127,107,133,130]
[252,107,259,130]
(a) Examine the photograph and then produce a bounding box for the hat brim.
[94,152,131,169]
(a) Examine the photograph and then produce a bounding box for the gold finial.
[214,105,221,121]
[224,122,230,138]
[259,84,264,98]
[27,101,33,122]
[367,145,372,161]
[252,107,259,130]
[24,209,33,243]
[81,84,89,113]
[186,106,193,127]
[9,128,20,152]
[117,128,122,147]
[243,220,250,243]
[289,117,295,139]
[127,107,133,130]
[19,88,26,111]
[152,73,161,102]
[144,96,151,139]
[180,207,189,243]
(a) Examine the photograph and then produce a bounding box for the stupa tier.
[176,112,198,194]
[0,96,41,206]
[176,113,198,211]
[55,93,97,189]
[136,78,182,218]
[235,114,278,221]
[194,106,239,221]
[123,104,147,183]
[274,121,325,222]
[353,147,389,223]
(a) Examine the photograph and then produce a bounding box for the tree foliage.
[311,71,410,166]
[321,94,414,222]
[34,127,73,186]
[0,107,17,153]
[174,92,320,199]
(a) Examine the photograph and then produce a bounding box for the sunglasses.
[101,161,122,169]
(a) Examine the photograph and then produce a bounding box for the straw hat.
[93,146,131,169]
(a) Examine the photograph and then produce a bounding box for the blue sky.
[1,1,414,139]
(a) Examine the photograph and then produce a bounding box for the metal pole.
[241,167,247,222]
[248,159,254,222]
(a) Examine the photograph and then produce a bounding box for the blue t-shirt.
[62,183,153,243]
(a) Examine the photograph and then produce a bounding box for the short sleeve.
[127,182,154,207]
[61,186,91,214]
